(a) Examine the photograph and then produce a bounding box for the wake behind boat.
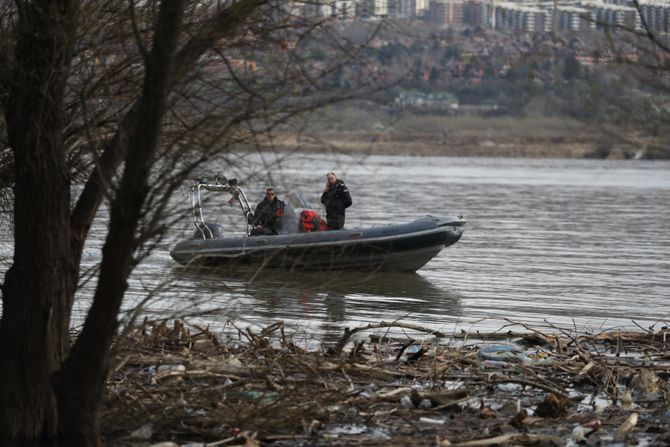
[170,177,465,272]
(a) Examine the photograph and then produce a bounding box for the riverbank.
[272,130,597,158]
[267,108,668,159]
[104,320,670,446]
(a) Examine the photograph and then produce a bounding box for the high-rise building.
[495,2,550,31]
[464,0,495,27]
[358,0,390,17]
[428,0,465,25]
[633,0,669,32]
[388,0,419,17]
[300,0,356,18]
[416,0,430,16]
[555,5,593,31]
[332,0,358,18]
[579,1,639,30]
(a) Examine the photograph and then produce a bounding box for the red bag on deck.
[299,210,328,232]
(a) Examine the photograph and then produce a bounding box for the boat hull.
[170,215,464,272]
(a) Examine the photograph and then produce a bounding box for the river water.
[3,155,670,344]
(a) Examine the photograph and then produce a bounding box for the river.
[3,155,670,344]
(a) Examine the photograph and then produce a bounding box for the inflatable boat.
[170,177,465,272]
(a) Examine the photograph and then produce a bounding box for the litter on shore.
[104,319,670,446]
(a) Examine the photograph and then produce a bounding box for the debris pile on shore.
[104,320,670,446]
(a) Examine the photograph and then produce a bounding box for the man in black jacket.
[250,187,285,235]
[320,172,352,230]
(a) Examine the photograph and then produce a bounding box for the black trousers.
[326,215,344,230]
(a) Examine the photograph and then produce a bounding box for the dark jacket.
[320,179,352,230]
[250,197,285,234]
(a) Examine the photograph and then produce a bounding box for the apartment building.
[636,0,670,32]
[300,0,356,19]
[494,2,550,31]
[428,0,465,25]
[357,0,390,17]
[555,6,593,30]
[296,0,663,35]
[579,1,639,30]
[464,0,494,28]
[387,0,419,17]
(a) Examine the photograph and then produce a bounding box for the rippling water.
[3,155,670,342]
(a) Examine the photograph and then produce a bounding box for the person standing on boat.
[250,187,285,236]
[320,172,352,230]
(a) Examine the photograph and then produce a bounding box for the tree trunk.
[1,0,259,444]
[0,1,79,444]
[54,2,185,444]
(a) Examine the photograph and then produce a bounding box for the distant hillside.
[273,102,666,159]
[284,22,670,159]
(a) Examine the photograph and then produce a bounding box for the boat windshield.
[189,180,323,238]
[282,192,314,211]
[275,192,316,235]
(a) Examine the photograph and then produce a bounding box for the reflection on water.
[144,267,463,346]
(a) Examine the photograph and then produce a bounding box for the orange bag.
[299,210,328,232]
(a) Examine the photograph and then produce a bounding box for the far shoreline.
[262,111,668,159]
[263,134,664,159]
[269,139,595,158]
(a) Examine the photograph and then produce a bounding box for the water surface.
[4,155,670,343]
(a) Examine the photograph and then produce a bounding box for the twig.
[489,378,573,401]
[329,322,446,356]
[632,320,653,335]
[450,433,563,446]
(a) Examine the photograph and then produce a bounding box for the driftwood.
[102,319,670,446]
[445,433,564,446]
[489,378,573,402]
[328,321,449,355]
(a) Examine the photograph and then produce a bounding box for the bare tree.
[543,5,670,158]
[0,0,388,444]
